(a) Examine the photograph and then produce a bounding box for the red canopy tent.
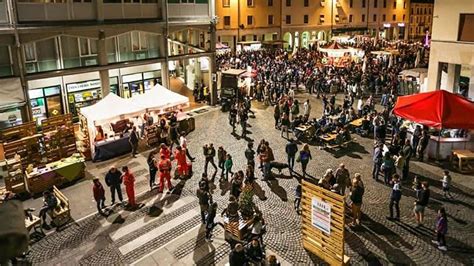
[393,90,474,129]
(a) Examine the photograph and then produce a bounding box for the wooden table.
[451,150,474,174]
[350,118,363,127]
[320,133,338,142]
[223,215,254,241]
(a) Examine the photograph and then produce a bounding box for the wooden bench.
[325,138,356,150]
[49,186,71,227]
[223,216,254,241]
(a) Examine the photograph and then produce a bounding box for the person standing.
[263,142,275,180]
[303,99,311,121]
[240,109,248,138]
[402,139,413,180]
[174,146,188,180]
[417,130,430,161]
[122,166,136,208]
[203,143,218,177]
[229,244,248,266]
[244,142,256,169]
[297,144,312,178]
[350,177,364,226]
[273,104,281,129]
[382,153,395,185]
[441,170,453,199]
[129,126,139,158]
[414,181,430,227]
[387,174,402,221]
[280,113,290,139]
[159,143,171,160]
[229,104,238,132]
[179,131,195,161]
[147,150,158,190]
[432,207,448,251]
[224,154,234,181]
[372,142,383,181]
[92,178,106,215]
[335,163,350,195]
[285,139,298,172]
[217,146,227,178]
[105,166,123,205]
[158,154,174,193]
[197,180,212,223]
[294,184,302,214]
[412,125,422,152]
[205,202,218,242]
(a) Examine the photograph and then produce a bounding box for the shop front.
[121,70,161,98]
[0,78,25,130]
[66,79,102,118]
[29,85,63,125]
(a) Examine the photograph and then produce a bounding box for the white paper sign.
[311,197,331,235]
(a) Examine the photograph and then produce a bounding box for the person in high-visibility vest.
[158,154,173,193]
[122,166,136,208]
[159,143,171,160]
[174,146,188,179]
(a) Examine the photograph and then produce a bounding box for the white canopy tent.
[130,84,189,112]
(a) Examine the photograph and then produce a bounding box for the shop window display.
[66,80,102,118]
[0,106,23,130]
[29,86,63,125]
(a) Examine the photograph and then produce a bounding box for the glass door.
[46,95,63,117]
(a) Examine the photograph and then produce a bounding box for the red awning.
[393,90,474,129]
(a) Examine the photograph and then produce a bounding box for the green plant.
[239,187,255,218]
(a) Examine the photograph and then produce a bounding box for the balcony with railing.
[167,0,210,22]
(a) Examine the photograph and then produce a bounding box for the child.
[441,170,453,199]
[205,202,218,242]
[432,207,448,251]
[224,154,233,181]
[294,184,302,214]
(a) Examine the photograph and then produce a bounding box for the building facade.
[426,0,474,99]
[0,0,217,129]
[216,0,411,51]
[408,0,433,40]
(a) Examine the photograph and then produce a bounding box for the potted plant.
[239,186,255,220]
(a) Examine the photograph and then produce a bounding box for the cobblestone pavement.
[23,92,474,265]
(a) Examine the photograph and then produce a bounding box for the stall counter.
[93,133,132,162]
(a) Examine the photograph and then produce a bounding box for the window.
[24,43,36,62]
[362,14,365,22]
[224,16,230,26]
[402,14,405,21]
[268,15,274,25]
[304,14,309,23]
[424,8,427,15]
[383,0,386,8]
[286,0,291,6]
[392,14,396,21]
[349,14,353,23]
[286,15,291,24]
[374,0,377,8]
[411,7,414,15]
[349,0,353,8]
[304,0,308,7]
[0,46,12,77]
[320,0,325,7]
[393,0,396,9]
[362,0,365,8]
[247,0,253,6]
[373,14,377,22]
[403,1,406,9]
[247,15,253,25]
[428,8,431,15]
[222,0,230,7]
[320,14,325,23]
[382,14,386,21]
[79,38,97,56]
[458,14,474,42]
[268,0,273,6]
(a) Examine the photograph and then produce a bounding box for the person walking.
[335,163,350,195]
[273,104,281,129]
[297,144,312,178]
[382,153,395,185]
[179,131,195,161]
[122,166,136,208]
[147,150,158,190]
[240,109,248,138]
[217,146,227,178]
[372,142,383,181]
[174,146,188,180]
[387,174,402,221]
[197,180,212,224]
[414,181,430,227]
[205,202,218,242]
[294,184,302,214]
[224,154,234,181]
[92,178,106,215]
[244,142,256,169]
[441,170,453,199]
[203,143,218,177]
[432,207,448,251]
[280,113,290,139]
[303,99,311,121]
[402,139,413,180]
[158,154,174,193]
[285,139,298,172]
[105,166,123,205]
[129,126,139,158]
[350,177,364,226]
[263,142,275,180]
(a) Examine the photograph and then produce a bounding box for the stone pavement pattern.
[24,93,474,265]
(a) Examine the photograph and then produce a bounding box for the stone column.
[159,30,170,89]
[98,30,110,96]
[469,67,474,100]
[209,21,217,105]
[445,64,461,93]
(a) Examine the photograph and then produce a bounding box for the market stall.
[79,93,143,161]
[393,90,474,161]
[399,68,428,95]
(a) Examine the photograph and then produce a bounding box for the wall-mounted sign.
[398,23,405,27]
[311,197,332,235]
[66,80,101,93]
[383,23,391,28]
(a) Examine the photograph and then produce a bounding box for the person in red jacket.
[92,178,106,215]
[158,154,174,193]
[122,166,136,208]
[159,143,171,160]
[174,146,188,179]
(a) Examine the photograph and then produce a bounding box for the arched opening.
[317,31,326,41]
[283,32,292,50]
[301,31,310,49]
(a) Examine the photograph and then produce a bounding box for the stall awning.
[393,90,474,129]
[130,84,189,112]
[80,93,142,123]
[0,78,24,107]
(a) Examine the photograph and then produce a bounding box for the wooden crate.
[0,122,37,142]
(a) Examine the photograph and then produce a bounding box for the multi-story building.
[216,0,411,51]
[408,0,433,40]
[0,0,217,129]
[427,0,474,99]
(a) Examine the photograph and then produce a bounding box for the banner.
[311,197,331,235]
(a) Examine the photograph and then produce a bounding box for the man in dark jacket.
[414,181,430,226]
[244,142,256,169]
[203,143,218,176]
[246,239,264,264]
[105,166,123,205]
[372,142,383,180]
[129,126,139,158]
[402,139,413,180]
[197,180,212,223]
[285,139,298,171]
[387,174,402,221]
[229,244,248,266]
